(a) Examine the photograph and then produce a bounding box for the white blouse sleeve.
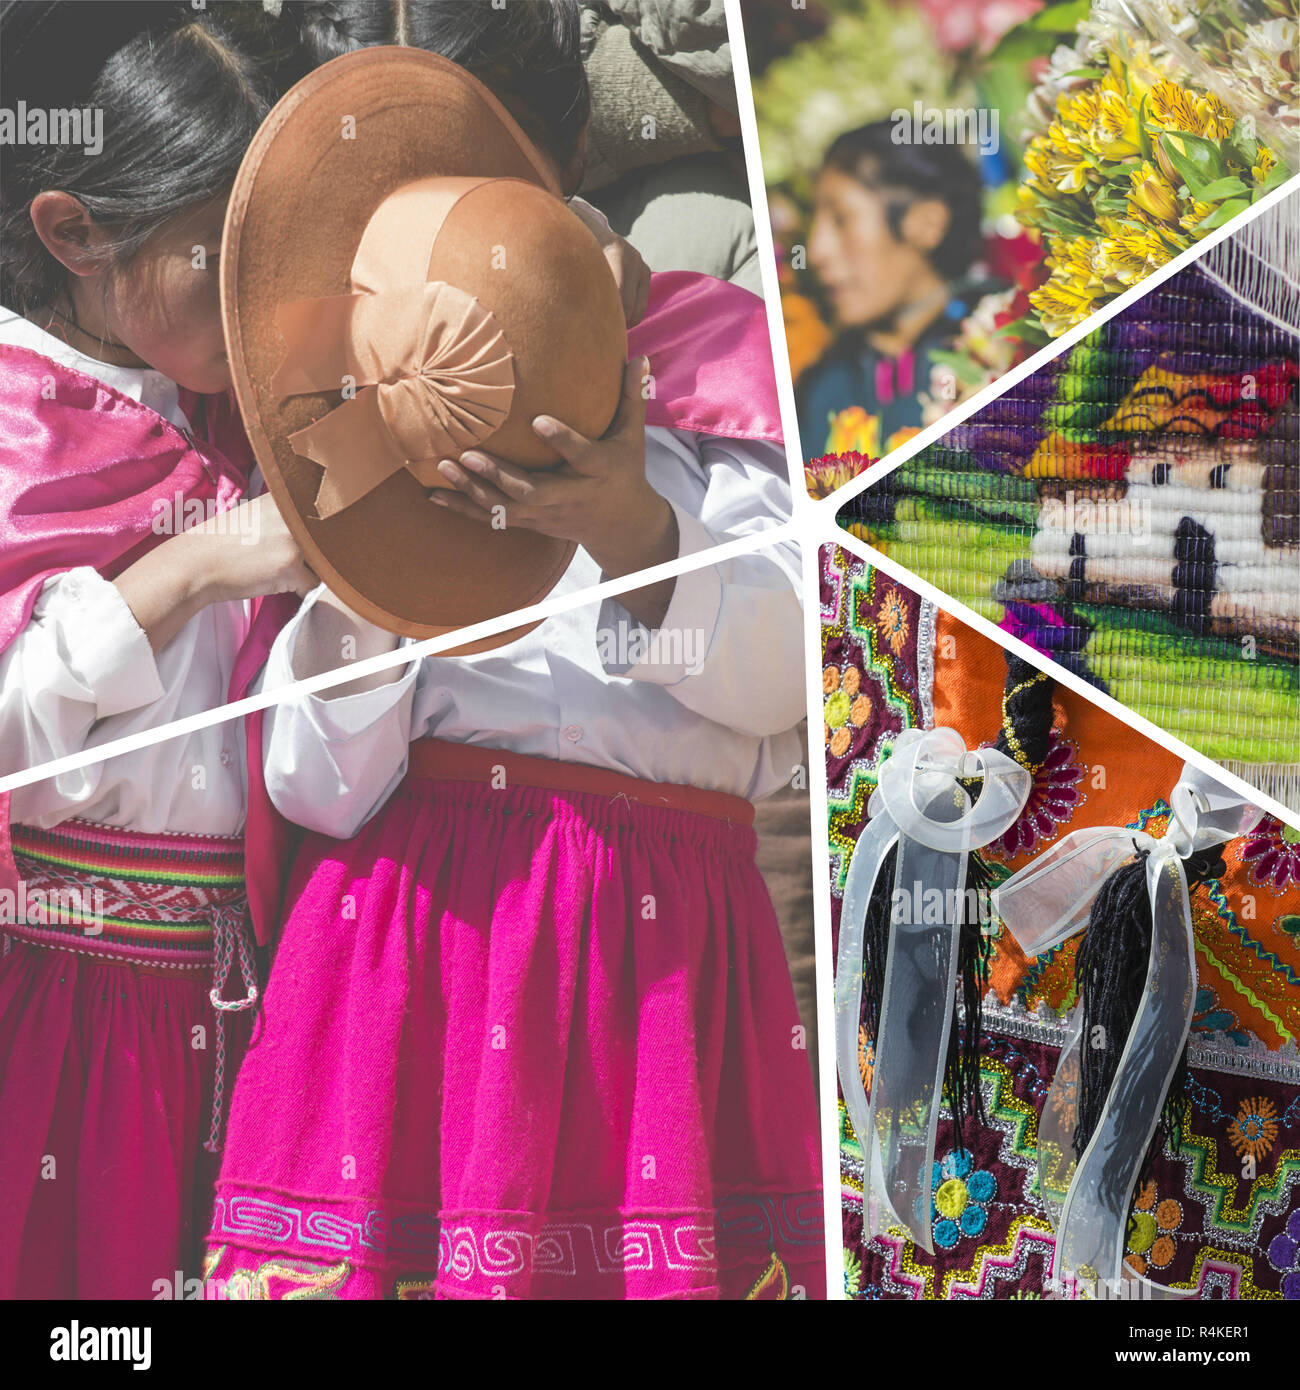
[0,566,165,777]
[260,584,420,839]
[597,433,804,738]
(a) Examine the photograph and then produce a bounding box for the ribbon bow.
[271,177,519,518]
[994,763,1261,1297]
[836,727,1032,1251]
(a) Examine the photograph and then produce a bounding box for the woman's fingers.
[532,356,650,475]
[453,450,538,502]
[427,487,495,524]
[434,458,512,513]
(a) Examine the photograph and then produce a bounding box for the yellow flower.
[1057,88,1102,130]
[1089,88,1142,160]
[1128,162,1181,223]
[1146,80,1201,133]
[1253,146,1277,183]
[1147,80,1234,138]
[1179,200,1214,234]
[1108,43,1161,103]
[1096,217,1174,285]
[1045,233,1103,288]
[825,406,880,458]
[1192,93,1234,140]
[1026,125,1093,195]
[1030,272,1102,337]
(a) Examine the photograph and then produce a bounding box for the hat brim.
[222,47,577,641]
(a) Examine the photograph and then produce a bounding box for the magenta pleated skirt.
[0,820,252,1299]
[207,741,825,1300]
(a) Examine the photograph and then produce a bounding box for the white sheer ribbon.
[835,728,1032,1251]
[993,763,1262,1297]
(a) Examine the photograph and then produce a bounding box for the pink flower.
[990,731,1085,858]
[916,0,1044,55]
[1240,819,1300,893]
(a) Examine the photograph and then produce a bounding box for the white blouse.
[0,311,251,835]
[261,427,805,840]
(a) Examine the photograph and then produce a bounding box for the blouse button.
[219,749,233,768]
[563,724,583,744]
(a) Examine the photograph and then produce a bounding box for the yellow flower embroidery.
[222,1256,352,1300]
[824,666,871,758]
[1125,1183,1182,1276]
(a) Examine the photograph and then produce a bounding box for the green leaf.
[1158,131,1229,196]
[1194,197,1249,233]
[1019,0,1093,33]
[1258,161,1292,194]
[1137,95,1154,164]
[1227,130,1259,169]
[1195,175,1249,201]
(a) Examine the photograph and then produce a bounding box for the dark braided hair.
[994,652,1054,774]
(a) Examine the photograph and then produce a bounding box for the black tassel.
[1072,841,1227,1205]
[859,843,897,1047]
[945,850,993,1153]
[860,841,992,1146]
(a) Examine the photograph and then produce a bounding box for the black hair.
[290,0,589,170]
[821,120,983,281]
[1,2,282,316]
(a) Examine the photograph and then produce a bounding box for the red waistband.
[406,739,755,827]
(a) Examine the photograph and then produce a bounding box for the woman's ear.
[28,190,109,278]
[559,122,589,200]
[899,196,952,257]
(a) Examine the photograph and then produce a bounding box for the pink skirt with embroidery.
[207,742,825,1300]
[0,820,252,1299]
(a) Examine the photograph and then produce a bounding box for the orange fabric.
[406,738,755,826]
[932,610,1300,1049]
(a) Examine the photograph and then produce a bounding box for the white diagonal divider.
[829,525,1299,830]
[812,174,1300,517]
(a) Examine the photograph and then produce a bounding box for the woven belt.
[4,819,257,1150]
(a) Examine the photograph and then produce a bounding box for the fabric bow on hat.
[836,727,1032,1252]
[271,177,518,519]
[993,764,1262,1297]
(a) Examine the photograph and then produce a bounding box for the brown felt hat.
[221,46,627,639]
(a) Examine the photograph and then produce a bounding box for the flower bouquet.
[1016,0,1296,337]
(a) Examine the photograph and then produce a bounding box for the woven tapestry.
[838,229,1300,813]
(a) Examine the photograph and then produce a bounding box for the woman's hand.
[430,358,680,628]
[188,494,317,606]
[569,198,651,327]
[114,494,316,653]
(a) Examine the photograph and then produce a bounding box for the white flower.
[1236,18,1299,105]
